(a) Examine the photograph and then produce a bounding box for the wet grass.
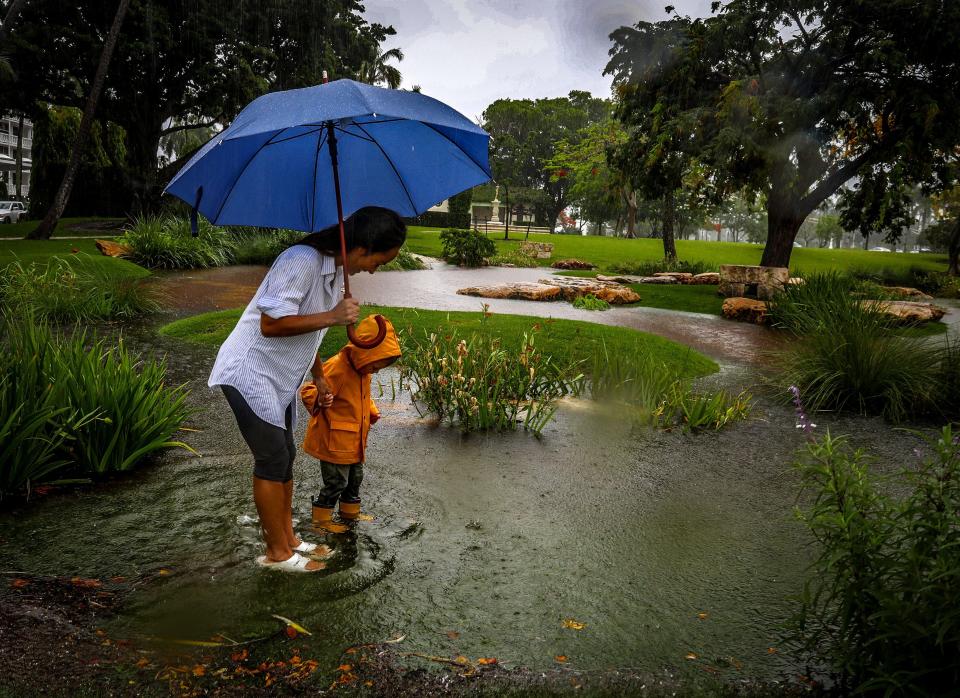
[0,216,125,239]
[159,305,719,378]
[0,239,149,279]
[406,226,949,276]
[556,270,724,315]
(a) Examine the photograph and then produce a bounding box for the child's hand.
[370,413,380,425]
[312,378,334,414]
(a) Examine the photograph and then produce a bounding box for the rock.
[551,258,595,270]
[638,276,679,284]
[718,264,790,300]
[596,274,645,284]
[457,283,563,302]
[722,297,770,325]
[95,239,131,258]
[787,277,805,286]
[690,272,720,285]
[881,286,934,301]
[537,276,640,304]
[860,300,946,325]
[519,242,554,259]
[653,271,694,282]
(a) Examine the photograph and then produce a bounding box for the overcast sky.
[361,0,716,122]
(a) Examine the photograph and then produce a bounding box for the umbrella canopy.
[164,79,491,232]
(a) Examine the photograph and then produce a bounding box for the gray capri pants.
[221,385,295,483]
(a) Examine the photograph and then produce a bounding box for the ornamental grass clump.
[400,330,576,436]
[0,317,192,497]
[572,294,610,311]
[0,257,160,322]
[230,228,302,265]
[120,215,237,269]
[377,244,427,271]
[768,272,946,422]
[790,427,960,694]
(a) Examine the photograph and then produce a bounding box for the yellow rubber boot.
[338,499,374,522]
[312,504,350,534]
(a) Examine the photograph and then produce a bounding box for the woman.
[210,206,406,573]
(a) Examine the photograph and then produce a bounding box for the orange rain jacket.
[300,315,401,465]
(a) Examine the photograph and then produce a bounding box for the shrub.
[400,329,575,436]
[488,248,539,268]
[120,216,237,269]
[790,427,960,694]
[230,229,302,265]
[769,272,947,422]
[439,228,496,267]
[572,294,610,311]
[607,258,710,276]
[0,257,160,322]
[378,245,427,271]
[0,318,192,497]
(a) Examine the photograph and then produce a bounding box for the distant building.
[0,115,32,200]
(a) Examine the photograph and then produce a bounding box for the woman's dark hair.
[296,207,406,257]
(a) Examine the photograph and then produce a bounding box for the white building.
[0,115,32,200]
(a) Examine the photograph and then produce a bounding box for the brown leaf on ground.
[697,612,709,620]
[157,569,172,576]
[71,577,102,588]
[454,655,470,666]
[135,658,150,669]
[685,652,698,660]
[554,655,568,663]
[10,578,29,588]
[338,664,352,672]
[192,665,206,677]
[231,649,249,663]
[767,647,778,654]
[562,619,585,631]
[285,626,297,639]
[477,657,498,666]
[446,630,460,640]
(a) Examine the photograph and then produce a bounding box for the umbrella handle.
[346,312,388,349]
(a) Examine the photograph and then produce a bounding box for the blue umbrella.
[164,77,491,347]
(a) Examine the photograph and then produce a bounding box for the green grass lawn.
[557,270,724,315]
[0,239,149,279]
[0,216,126,239]
[406,226,949,277]
[160,304,719,378]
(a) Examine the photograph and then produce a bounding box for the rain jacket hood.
[346,315,401,371]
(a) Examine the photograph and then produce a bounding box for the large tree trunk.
[28,0,131,240]
[661,189,677,260]
[759,180,805,267]
[503,185,510,240]
[623,186,636,238]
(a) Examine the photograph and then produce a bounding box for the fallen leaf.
[157,569,172,576]
[231,649,249,662]
[697,612,709,620]
[454,655,470,666]
[111,576,126,583]
[95,629,107,637]
[477,657,498,666]
[272,614,312,636]
[285,626,298,639]
[338,664,352,672]
[10,578,29,588]
[685,652,698,660]
[364,680,374,687]
[290,656,302,666]
[562,619,585,631]
[192,665,206,677]
[554,655,568,663]
[337,672,357,685]
[383,633,406,644]
[135,658,150,669]
[446,630,460,640]
[71,577,102,588]
[767,647,778,655]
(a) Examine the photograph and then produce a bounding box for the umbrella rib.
[419,122,491,178]
[262,126,325,147]
[352,122,419,216]
[212,129,285,223]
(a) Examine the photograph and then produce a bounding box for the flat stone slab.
[861,300,946,325]
[881,286,934,301]
[457,282,562,302]
[551,258,595,270]
[596,274,677,284]
[95,239,131,258]
[538,277,641,304]
[690,272,720,285]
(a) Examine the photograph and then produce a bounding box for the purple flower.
[789,385,816,436]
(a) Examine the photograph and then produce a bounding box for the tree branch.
[160,119,219,137]
[799,148,876,216]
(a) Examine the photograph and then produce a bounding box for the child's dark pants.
[313,461,363,507]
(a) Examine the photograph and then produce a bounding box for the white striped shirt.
[208,245,343,429]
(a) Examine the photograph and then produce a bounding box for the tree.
[483,91,608,237]
[717,192,766,243]
[8,0,397,211]
[815,213,844,248]
[358,47,403,88]
[607,1,960,268]
[28,0,130,240]
[926,187,960,276]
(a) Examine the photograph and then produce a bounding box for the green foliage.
[439,228,496,267]
[0,257,160,322]
[769,273,952,422]
[572,294,610,311]
[607,257,710,276]
[487,248,539,268]
[586,342,750,433]
[120,216,237,269]
[377,245,426,271]
[230,229,303,265]
[791,428,960,693]
[399,330,576,436]
[0,318,192,496]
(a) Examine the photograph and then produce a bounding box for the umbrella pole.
[326,122,387,349]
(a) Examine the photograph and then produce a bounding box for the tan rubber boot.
[312,504,350,534]
[338,499,374,522]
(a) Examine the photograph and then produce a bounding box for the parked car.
[869,246,892,252]
[0,201,26,223]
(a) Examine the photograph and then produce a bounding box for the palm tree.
[358,47,404,89]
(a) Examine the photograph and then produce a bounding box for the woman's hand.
[329,297,361,326]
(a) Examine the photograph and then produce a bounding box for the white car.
[869,246,892,252]
[0,201,26,223]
